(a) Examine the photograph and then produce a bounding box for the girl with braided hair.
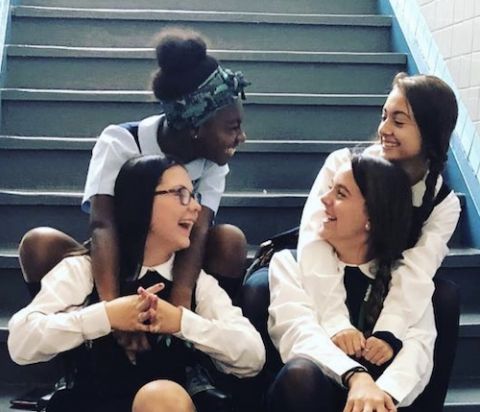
[268,155,435,412]
[297,73,460,366]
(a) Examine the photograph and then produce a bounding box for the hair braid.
[364,260,392,334]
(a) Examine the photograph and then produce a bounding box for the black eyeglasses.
[154,186,202,206]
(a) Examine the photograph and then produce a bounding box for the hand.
[105,283,164,332]
[138,287,182,335]
[362,337,394,366]
[332,328,366,358]
[113,331,151,365]
[344,373,397,412]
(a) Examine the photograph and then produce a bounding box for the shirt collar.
[138,254,175,281]
[338,259,376,279]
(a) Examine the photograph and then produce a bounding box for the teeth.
[226,147,236,156]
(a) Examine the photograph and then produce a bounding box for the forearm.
[90,225,120,301]
[171,207,212,306]
[8,303,111,365]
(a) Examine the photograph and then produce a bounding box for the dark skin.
[91,101,245,359]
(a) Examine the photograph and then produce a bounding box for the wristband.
[342,366,369,388]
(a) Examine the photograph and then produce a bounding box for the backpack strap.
[118,121,141,153]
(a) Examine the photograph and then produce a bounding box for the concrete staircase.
[1,0,479,410]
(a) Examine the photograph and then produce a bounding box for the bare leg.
[204,224,247,280]
[132,380,195,412]
[19,227,82,285]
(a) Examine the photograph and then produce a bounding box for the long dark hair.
[113,155,179,281]
[351,154,413,332]
[392,73,458,245]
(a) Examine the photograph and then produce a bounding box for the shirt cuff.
[80,302,112,340]
[174,308,208,342]
[371,331,403,357]
[376,374,406,406]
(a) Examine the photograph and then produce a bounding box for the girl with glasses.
[9,155,265,412]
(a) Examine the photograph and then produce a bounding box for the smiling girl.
[268,155,435,412]
[298,73,460,357]
[9,156,265,412]
[19,27,250,361]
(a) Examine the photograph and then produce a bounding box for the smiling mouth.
[225,147,237,157]
[381,138,400,148]
[178,221,194,232]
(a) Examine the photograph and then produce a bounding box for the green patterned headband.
[160,66,250,130]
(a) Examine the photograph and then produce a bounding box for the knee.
[272,358,327,397]
[19,227,80,283]
[132,380,194,412]
[204,224,247,279]
[240,268,270,318]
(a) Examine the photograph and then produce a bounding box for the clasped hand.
[105,283,182,335]
[332,329,394,366]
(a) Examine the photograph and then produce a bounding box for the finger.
[352,335,363,358]
[345,337,355,356]
[145,283,165,294]
[352,400,363,412]
[138,310,151,323]
[370,349,385,365]
[337,337,349,354]
[364,344,380,362]
[359,333,366,349]
[384,395,396,411]
[343,399,353,412]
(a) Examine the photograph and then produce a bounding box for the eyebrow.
[383,107,412,119]
[335,183,351,195]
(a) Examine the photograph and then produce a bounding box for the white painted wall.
[416,0,480,143]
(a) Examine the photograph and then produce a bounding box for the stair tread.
[6,44,407,64]
[1,88,387,106]
[12,6,392,26]
[0,135,369,152]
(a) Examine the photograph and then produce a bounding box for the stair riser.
[1,101,381,139]
[11,17,391,52]
[16,0,379,14]
[5,56,405,95]
[0,148,326,192]
[0,202,304,249]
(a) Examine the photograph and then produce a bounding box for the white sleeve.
[174,272,265,378]
[8,257,112,365]
[82,125,140,213]
[196,162,228,214]
[297,148,355,337]
[373,191,461,339]
[268,250,361,386]
[376,302,436,406]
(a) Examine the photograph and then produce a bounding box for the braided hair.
[351,154,413,333]
[392,73,458,246]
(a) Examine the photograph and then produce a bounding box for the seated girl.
[8,155,265,412]
[268,154,434,411]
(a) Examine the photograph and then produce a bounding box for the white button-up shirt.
[8,255,265,378]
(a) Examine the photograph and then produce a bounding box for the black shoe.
[186,364,232,412]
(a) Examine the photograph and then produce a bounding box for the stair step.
[0,190,308,248]
[11,6,392,52]
[0,136,368,192]
[16,0,379,14]
[1,90,384,139]
[445,379,480,411]
[5,45,406,94]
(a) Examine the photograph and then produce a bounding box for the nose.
[320,190,332,207]
[238,129,247,144]
[190,197,202,213]
[378,117,392,136]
